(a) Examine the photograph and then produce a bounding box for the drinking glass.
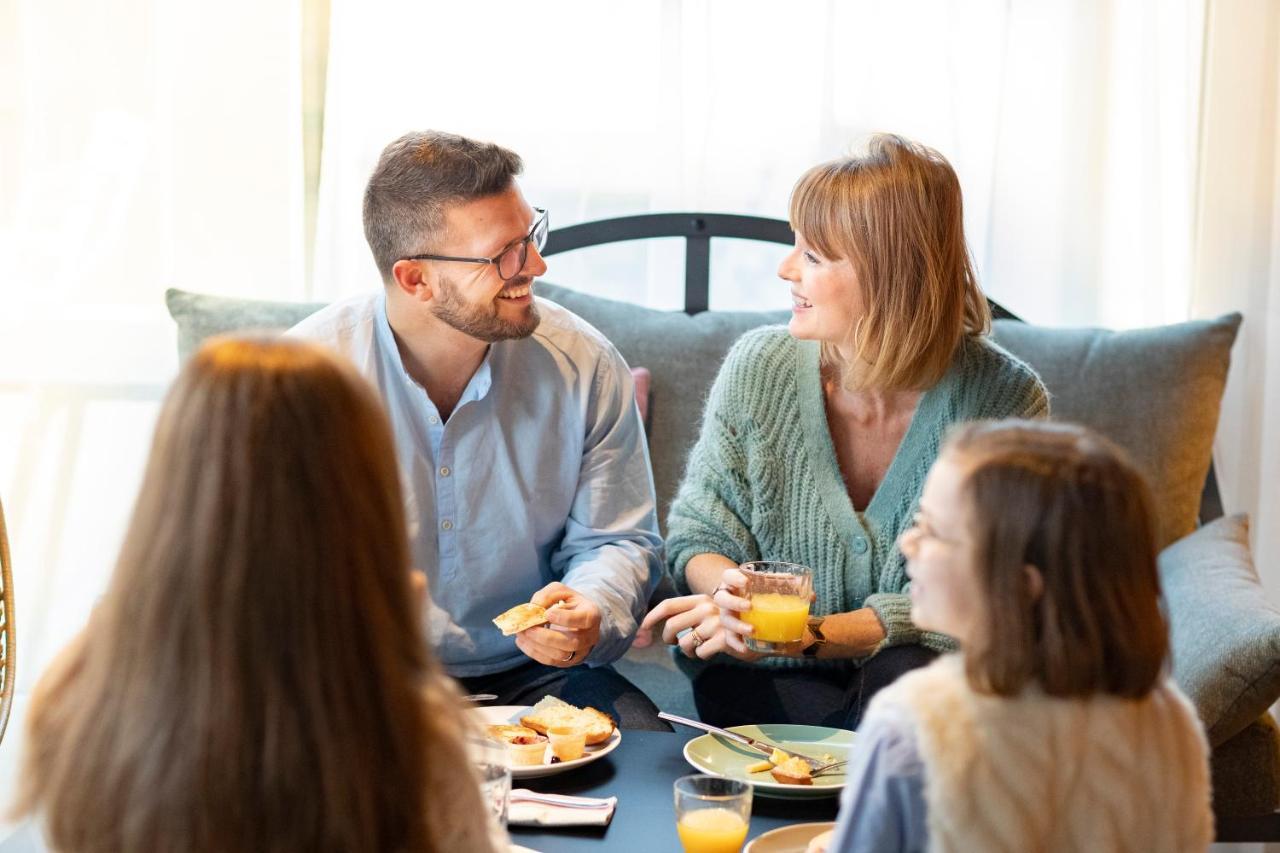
[674,774,752,853]
[467,737,511,838]
[739,561,812,653]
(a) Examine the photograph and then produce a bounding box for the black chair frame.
[544,212,1223,524]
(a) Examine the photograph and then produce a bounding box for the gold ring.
[562,650,574,662]
[691,629,705,647]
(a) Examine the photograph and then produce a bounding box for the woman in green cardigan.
[641,134,1049,728]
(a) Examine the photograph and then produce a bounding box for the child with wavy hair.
[821,419,1212,852]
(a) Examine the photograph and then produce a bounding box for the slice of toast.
[770,756,814,785]
[492,603,550,636]
[486,724,541,745]
[519,695,615,745]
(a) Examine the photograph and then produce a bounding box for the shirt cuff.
[574,589,633,666]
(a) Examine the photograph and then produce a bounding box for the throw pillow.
[1160,513,1280,746]
[993,314,1240,548]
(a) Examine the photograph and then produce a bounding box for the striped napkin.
[508,789,617,827]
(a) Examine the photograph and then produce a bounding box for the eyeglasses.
[401,207,548,281]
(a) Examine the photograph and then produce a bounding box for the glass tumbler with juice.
[740,561,812,653]
[674,775,752,853]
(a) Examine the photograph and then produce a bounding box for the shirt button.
[428,415,440,425]
[439,466,451,477]
[852,536,869,555]
[441,519,453,531]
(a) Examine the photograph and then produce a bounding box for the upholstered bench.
[165,214,1279,835]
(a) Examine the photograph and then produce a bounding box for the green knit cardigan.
[666,327,1049,668]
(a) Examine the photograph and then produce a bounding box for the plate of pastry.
[474,696,622,779]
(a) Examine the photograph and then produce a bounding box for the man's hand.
[514,582,603,668]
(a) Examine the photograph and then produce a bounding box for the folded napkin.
[507,789,617,827]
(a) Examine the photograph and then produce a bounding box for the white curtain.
[2,0,1275,734]
[1193,0,1280,601]
[0,0,305,691]
[314,0,1205,330]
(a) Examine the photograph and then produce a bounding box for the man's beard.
[431,274,541,343]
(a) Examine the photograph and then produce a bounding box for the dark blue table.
[508,730,839,852]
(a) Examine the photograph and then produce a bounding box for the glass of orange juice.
[740,561,812,653]
[674,775,752,853]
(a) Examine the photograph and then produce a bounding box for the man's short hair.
[363,131,523,283]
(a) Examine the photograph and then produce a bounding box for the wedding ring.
[691,628,705,647]
[563,650,575,662]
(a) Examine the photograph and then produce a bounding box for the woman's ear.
[1023,563,1044,604]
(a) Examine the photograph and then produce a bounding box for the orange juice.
[676,807,749,853]
[741,593,810,643]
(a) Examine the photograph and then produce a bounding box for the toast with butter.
[519,696,615,745]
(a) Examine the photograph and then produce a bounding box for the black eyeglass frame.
[399,207,548,281]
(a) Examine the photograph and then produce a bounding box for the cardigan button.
[852,536,869,555]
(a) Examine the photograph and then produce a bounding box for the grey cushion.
[992,314,1240,548]
[1161,513,1280,746]
[165,288,1239,546]
[165,288,324,361]
[531,283,788,531]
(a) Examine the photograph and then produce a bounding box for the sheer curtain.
[1193,0,1280,600]
[2,0,1273,728]
[0,0,305,692]
[314,0,1205,330]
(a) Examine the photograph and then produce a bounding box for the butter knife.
[658,711,826,771]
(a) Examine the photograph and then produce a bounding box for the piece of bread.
[492,602,550,636]
[486,724,541,745]
[770,756,814,786]
[519,696,615,745]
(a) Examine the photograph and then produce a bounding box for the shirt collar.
[375,292,495,406]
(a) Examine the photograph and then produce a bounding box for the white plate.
[744,821,837,853]
[472,705,621,779]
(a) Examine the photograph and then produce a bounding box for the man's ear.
[390,259,431,301]
[1024,563,1044,604]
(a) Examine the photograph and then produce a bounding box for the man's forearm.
[683,553,739,596]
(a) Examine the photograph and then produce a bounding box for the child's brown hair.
[945,419,1168,698]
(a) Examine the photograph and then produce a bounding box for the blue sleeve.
[552,347,664,665]
[825,710,928,853]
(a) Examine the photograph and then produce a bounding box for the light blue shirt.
[290,292,663,676]
[827,706,928,853]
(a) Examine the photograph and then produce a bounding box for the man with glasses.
[290,131,666,729]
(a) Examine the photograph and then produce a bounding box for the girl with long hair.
[820,420,1212,852]
[12,337,497,852]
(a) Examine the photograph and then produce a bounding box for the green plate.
[681,724,853,799]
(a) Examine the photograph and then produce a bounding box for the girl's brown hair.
[789,133,991,391]
[13,337,491,852]
[946,420,1168,698]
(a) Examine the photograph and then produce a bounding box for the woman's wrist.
[804,608,886,659]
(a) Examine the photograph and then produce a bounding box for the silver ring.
[562,650,574,662]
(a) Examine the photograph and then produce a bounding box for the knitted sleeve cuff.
[863,592,920,649]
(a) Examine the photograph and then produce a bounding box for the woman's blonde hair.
[14,337,491,852]
[944,420,1168,699]
[789,133,991,391]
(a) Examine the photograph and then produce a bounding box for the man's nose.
[524,243,549,277]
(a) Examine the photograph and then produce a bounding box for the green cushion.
[992,314,1240,548]
[1161,513,1280,746]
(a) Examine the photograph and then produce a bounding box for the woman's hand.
[710,568,765,660]
[640,570,762,662]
